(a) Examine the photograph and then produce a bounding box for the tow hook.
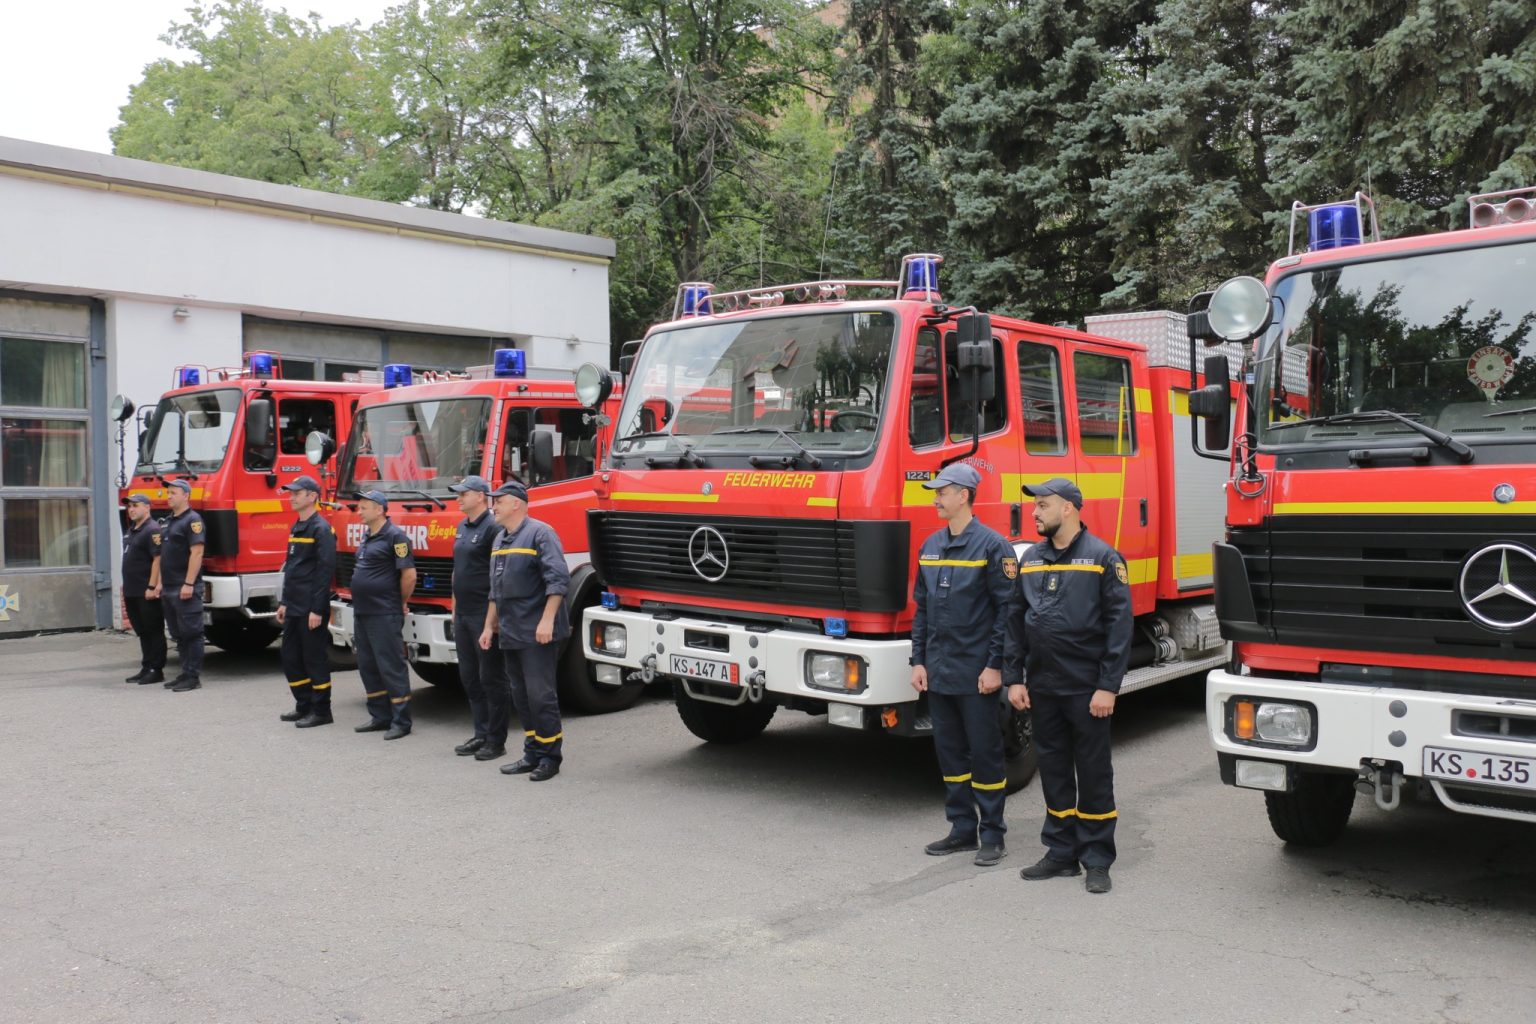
[1356,759,1404,811]
[639,654,658,684]
[746,670,766,703]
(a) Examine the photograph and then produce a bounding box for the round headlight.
[574,362,613,409]
[1207,276,1272,342]
[109,394,135,423]
[305,430,336,466]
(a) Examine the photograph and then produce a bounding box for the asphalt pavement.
[1,631,1532,1024]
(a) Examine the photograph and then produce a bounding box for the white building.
[0,136,613,636]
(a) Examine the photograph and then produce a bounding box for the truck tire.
[1264,770,1356,846]
[1002,704,1038,794]
[673,679,776,744]
[205,619,280,654]
[410,661,462,689]
[558,634,644,714]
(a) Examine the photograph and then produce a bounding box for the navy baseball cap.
[125,493,152,505]
[1023,477,1084,509]
[356,489,390,507]
[449,475,491,494]
[490,480,529,501]
[281,475,321,493]
[922,463,982,491]
[167,478,193,494]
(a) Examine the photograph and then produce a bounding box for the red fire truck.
[114,353,377,652]
[578,255,1232,786]
[325,352,641,713]
[1186,188,1536,843]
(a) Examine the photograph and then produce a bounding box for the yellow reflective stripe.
[1077,809,1118,821]
[391,695,411,704]
[919,558,989,567]
[1175,553,1213,578]
[288,678,310,688]
[942,772,972,784]
[1047,807,1078,819]
[1019,564,1104,574]
[234,499,286,513]
[1126,556,1158,585]
[806,496,836,507]
[971,779,1007,791]
[492,547,538,556]
[611,491,720,503]
[524,730,535,736]
[366,690,386,698]
[533,732,563,743]
[312,682,331,691]
[288,536,315,544]
[1273,500,1536,515]
[1133,387,1152,414]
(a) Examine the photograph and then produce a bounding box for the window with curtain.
[0,336,90,569]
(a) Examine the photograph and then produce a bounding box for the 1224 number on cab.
[1422,746,1535,790]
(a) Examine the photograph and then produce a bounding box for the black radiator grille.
[335,551,455,597]
[589,511,909,613]
[1229,515,1536,662]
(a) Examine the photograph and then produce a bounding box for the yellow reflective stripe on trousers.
[943,772,972,784]
[288,678,311,688]
[1077,809,1118,821]
[1019,564,1104,574]
[366,690,386,698]
[971,779,1007,791]
[312,682,331,691]
[1047,807,1078,818]
[492,548,538,556]
[524,730,535,736]
[391,695,411,704]
[533,732,563,744]
[919,558,989,567]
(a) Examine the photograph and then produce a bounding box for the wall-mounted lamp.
[172,305,191,320]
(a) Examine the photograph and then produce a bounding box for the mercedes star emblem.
[1459,543,1536,630]
[1494,482,1516,504]
[688,525,730,582]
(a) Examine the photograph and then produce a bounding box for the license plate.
[1422,746,1536,790]
[669,653,739,685]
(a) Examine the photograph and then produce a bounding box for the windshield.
[613,311,897,458]
[1258,240,1536,448]
[135,388,241,474]
[337,397,491,497]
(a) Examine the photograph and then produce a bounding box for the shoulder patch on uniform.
[1002,556,1018,580]
[190,520,203,534]
[394,541,409,559]
[1114,561,1129,585]
[152,533,161,546]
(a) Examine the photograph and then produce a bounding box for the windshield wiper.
[710,427,823,469]
[616,429,705,467]
[1269,410,1474,463]
[374,487,446,509]
[1484,406,1536,419]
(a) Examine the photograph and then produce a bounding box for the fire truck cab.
[116,353,376,652]
[1187,189,1536,843]
[326,352,640,714]
[580,256,1231,787]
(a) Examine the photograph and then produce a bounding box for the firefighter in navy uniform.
[159,478,207,692]
[275,475,337,728]
[910,462,1016,867]
[349,490,418,740]
[121,493,167,684]
[447,475,513,762]
[1004,478,1133,895]
[479,480,570,782]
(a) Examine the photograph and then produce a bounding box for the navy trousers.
[1031,690,1116,868]
[455,609,511,745]
[161,590,205,680]
[355,613,412,730]
[281,608,332,714]
[502,643,562,766]
[124,595,167,672]
[929,690,1008,846]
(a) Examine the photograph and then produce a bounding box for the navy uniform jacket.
[351,519,415,615]
[159,509,205,588]
[280,513,336,615]
[121,518,162,594]
[1003,526,1133,695]
[451,510,497,619]
[909,517,1016,694]
[491,517,570,649]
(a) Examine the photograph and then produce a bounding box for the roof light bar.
[1469,186,1536,229]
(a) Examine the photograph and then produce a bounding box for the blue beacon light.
[1308,203,1362,251]
[494,348,527,378]
[903,256,940,297]
[177,367,201,387]
[382,363,413,389]
[682,284,713,316]
[823,617,849,638]
[248,352,275,379]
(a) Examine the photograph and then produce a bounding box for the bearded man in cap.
[1004,477,1133,894]
[447,475,513,761]
[910,461,1016,867]
[275,475,337,728]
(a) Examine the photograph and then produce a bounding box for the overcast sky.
[0,1,399,155]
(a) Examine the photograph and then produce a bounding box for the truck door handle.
[1010,503,1022,536]
[1140,498,1148,526]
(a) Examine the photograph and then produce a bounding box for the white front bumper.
[205,572,282,614]
[328,600,457,663]
[582,607,915,706]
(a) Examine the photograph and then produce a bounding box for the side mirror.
[305,430,336,467]
[531,429,555,482]
[955,313,995,405]
[618,339,643,380]
[1189,355,1233,450]
[245,398,274,450]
